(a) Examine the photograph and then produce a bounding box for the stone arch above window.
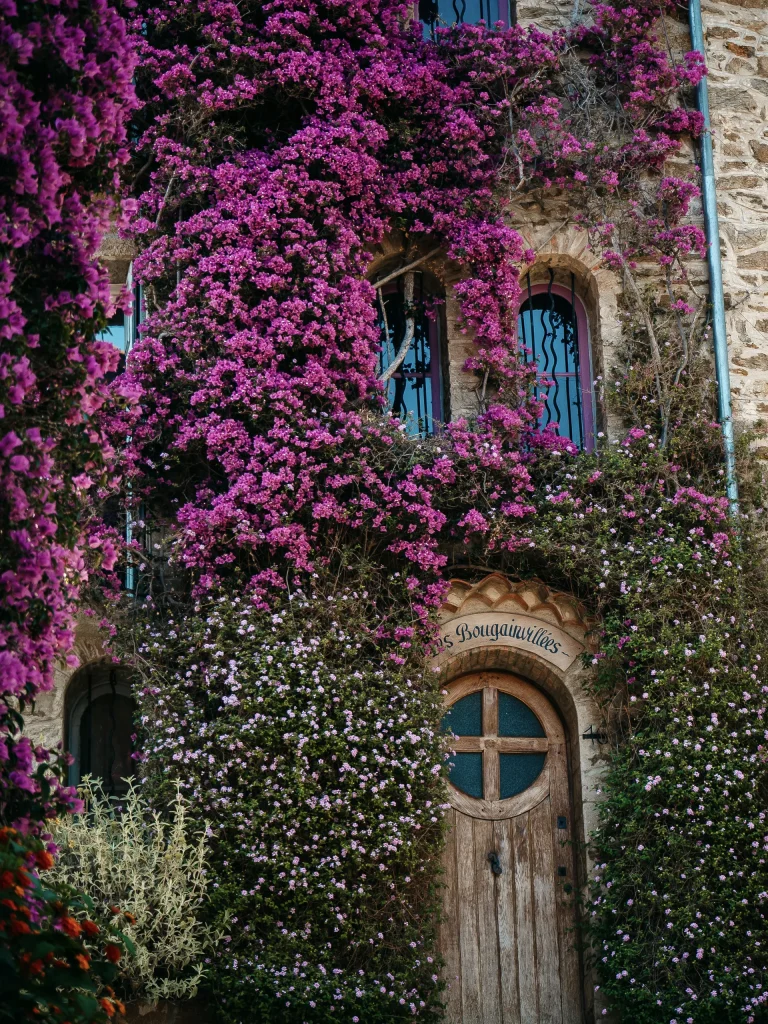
[518,271,596,451]
[376,264,446,436]
[65,663,136,795]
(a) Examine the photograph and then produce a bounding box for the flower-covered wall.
[12,1,768,1023]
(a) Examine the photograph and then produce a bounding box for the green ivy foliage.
[511,427,768,1023]
[131,583,447,1022]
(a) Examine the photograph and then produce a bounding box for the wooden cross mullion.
[446,685,550,803]
[452,736,549,753]
[483,687,499,801]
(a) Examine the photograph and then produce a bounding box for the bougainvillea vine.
[0,0,136,819]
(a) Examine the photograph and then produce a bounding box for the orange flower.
[114,1001,126,1016]
[99,998,115,1017]
[122,911,136,925]
[28,959,45,977]
[59,917,81,938]
[10,918,31,935]
[82,919,99,937]
[35,850,54,871]
[108,905,120,915]
[74,954,90,971]
[0,870,14,889]
[104,943,122,963]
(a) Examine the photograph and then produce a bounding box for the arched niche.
[64,661,137,795]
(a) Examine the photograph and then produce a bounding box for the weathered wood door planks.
[440,672,582,1024]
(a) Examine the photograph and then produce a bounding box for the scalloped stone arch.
[439,572,598,640]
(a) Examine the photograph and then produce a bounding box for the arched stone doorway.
[64,662,137,795]
[434,574,604,1024]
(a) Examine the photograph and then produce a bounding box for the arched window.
[66,666,136,795]
[517,275,595,450]
[419,0,515,29]
[377,271,444,437]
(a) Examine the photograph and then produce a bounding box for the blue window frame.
[377,273,443,437]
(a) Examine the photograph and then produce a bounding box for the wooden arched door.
[439,672,582,1024]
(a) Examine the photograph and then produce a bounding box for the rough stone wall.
[701,0,768,439]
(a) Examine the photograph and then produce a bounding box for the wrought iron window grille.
[419,0,516,33]
[517,270,595,450]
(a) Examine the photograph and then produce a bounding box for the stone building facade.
[24,4,768,1019]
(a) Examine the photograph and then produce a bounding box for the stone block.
[758,56,768,77]
[718,175,763,189]
[726,41,756,56]
[734,351,768,369]
[707,25,740,38]
[750,140,768,162]
[725,57,755,74]
[737,251,768,270]
[709,85,760,112]
[97,232,136,261]
[734,227,768,249]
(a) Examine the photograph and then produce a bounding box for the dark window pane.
[518,292,584,448]
[498,692,546,737]
[442,691,482,736]
[377,274,441,436]
[499,753,546,798]
[80,694,135,793]
[448,752,484,798]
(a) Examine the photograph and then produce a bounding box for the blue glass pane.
[97,311,127,353]
[499,753,546,798]
[518,293,584,448]
[498,693,545,737]
[448,752,483,798]
[441,692,482,736]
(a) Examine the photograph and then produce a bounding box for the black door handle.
[487,851,502,876]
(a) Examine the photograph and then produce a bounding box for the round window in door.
[441,673,563,819]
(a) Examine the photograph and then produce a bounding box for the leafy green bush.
[50,780,212,1005]
[130,586,447,1023]
[513,431,768,1023]
[0,826,133,1024]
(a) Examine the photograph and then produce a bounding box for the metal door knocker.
[487,851,503,876]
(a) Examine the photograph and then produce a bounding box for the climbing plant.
[114,2,768,1022]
